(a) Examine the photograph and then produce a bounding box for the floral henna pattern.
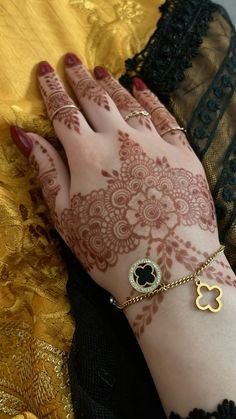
[104,75,153,130]
[135,90,177,131]
[30,141,61,225]
[68,66,110,110]
[60,131,216,272]
[172,233,234,281]
[47,91,76,119]
[40,72,62,100]
[39,72,79,133]
[135,90,191,148]
[54,108,81,134]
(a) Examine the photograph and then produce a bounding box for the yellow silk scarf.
[0,1,164,417]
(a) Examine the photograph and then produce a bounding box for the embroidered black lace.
[120,0,218,103]
[170,399,236,419]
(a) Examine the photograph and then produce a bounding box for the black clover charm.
[135,265,156,287]
[128,259,162,294]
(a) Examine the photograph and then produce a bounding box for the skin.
[11,54,236,416]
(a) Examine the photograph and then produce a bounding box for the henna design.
[39,168,61,215]
[39,72,80,133]
[133,292,164,337]
[40,72,62,100]
[68,65,110,110]
[46,91,75,119]
[135,89,191,148]
[60,131,216,272]
[30,141,61,225]
[152,106,180,134]
[54,108,81,134]
[166,131,193,149]
[104,75,153,130]
[31,129,232,338]
[132,233,235,338]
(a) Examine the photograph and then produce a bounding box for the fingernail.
[94,66,109,80]
[10,126,33,158]
[132,77,148,91]
[65,53,82,67]
[38,61,54,77]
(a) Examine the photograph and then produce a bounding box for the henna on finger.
[94,68,154,131]
[38,62,81,134]
[66,62,110,111]
[54,108,81,134]
[137,90,186,140]
[133,77,191,148]
[30,141,61,213]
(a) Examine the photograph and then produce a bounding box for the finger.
[37,61,95,171]
[10,126,70,236]
[64,53,126,132]
[94,67,155,133]
[132,77,189,148]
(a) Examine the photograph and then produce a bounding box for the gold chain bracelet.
[110,245,225,311]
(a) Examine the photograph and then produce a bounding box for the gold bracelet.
[110,245,225,312]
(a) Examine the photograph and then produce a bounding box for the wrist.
[111,246,233,333]
[109,237,224,309]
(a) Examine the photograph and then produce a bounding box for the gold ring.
[124,110,150,122]
[51,105,79,121]
[162,127,187,136]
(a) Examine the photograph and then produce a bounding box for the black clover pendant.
[128,259,162,294]
[135,264,156,287]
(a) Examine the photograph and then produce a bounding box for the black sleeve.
[64,243,165,419]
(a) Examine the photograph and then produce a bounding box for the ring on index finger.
[46,90,79,121]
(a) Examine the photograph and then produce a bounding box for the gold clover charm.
[128,259,162,294]
[195,280,223,313]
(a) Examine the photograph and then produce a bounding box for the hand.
[11,53,223,306]
[11,53,236,415]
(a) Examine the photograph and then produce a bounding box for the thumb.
[10,126,70,232]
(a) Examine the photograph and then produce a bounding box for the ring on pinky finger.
[124,110,150,122]
[162,127,187,137]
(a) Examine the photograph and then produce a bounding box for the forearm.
[124,252,236,417]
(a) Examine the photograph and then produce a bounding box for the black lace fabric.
[65,1,236,418]
[120,0,218,103]
[170,399,236,419]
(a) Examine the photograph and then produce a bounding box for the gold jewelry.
[162,127,187,136]
[110,245,225,311]
[128,258,162,294]
[45,88,78,121]
[124,110,150,122]
[50,104,79,121]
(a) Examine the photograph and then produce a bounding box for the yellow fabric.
[11,414,37,419]
[0,0,164,417]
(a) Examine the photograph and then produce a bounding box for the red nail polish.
[132,77,148,91]
[10,126,33,158]
[65,53,82,67]
[94,66,109,80]
[38,61,54,77]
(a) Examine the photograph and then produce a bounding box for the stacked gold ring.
[46,90,79,121]
[124,110,150,122]
[162,127,187,136]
